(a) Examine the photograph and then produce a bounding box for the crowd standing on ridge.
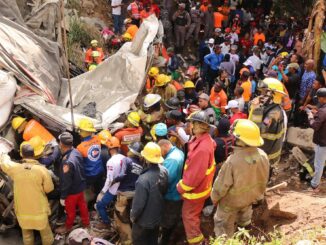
[1,0,326,245]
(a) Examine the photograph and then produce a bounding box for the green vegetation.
[210,227,325,245]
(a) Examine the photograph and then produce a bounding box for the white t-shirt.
[102,153,125,195]
[229,53,239,65]
[248,55,263,71]
[220,43,230,55]
[112,0,122,15]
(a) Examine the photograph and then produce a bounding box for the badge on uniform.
[63,164,70,173]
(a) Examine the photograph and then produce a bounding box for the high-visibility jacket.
[210,88,228,114]
[0,156,54,230]
[126,24,139,39]
[250,103,285,165]
[130,1,141,19]
[152,84,177,102]
[77,135,103,177]
[282,85,292,111]
[211,146,269,212]
[85,47,104,65]
[177,133,216,201]
[114,127,143,155]
[23,119,55,143]
[145,77,156,92]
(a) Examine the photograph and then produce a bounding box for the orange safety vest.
[130,2,140,19]
[23,119,55,143]
[85,47,104,65]
[282,85,292,111]
[171,80,183,91]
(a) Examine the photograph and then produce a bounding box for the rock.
[287,127,315,151]
[80,16,106,29]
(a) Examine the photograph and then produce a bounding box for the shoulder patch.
[63,164,70,173]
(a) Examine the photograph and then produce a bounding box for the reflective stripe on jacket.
[177,133,216,201]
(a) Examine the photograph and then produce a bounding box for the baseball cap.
[215,28,221,33]
[286,63,300,70]
[225,100,239,109]
[59,132,74,146]
[264,70,278,78]
[208,38,215,44]
[198,93,210,101]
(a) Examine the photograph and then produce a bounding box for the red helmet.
[186,66,199,77]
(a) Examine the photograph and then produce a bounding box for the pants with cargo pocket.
[214,205,253,238]
[22,221,54,245]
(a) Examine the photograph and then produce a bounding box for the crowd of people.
[0,0,326,245]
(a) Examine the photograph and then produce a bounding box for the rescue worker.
[12,116,55,145]
[184,81,199,106]
[249,78,286,170]
[152,74,177,102]
[114,111,143,155]
[127,0,143,26]
[0,143,54,245]
[76,118,104,196]
[172,3,191,53]
[131,142,168,245]
[151,122,168,142]
[95,137,125,230]
[124,18,139,40]
[84,40,104,69]
[98,129,112,167]
[55,132,90,234]
[211,119,269,238]
[138,94,164,141]
[164,97,181,111]
[158,139,184,245]
[177,111,216,245]
[146,67,160,92]
[113,142,144,244]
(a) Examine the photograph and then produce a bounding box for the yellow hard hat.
[78,118,96,132]
[279,52,289,58]
[12,116,27,131]
[232,119,264,147]
[91,40,98,46]
[155,74,169,87]
[122,33,132,41]
[148,67,159,77]
[28,136,46,157]
[143,93,161,108]
[106,136,121,149]
[98,129,112,144]
[184,80,195,89]
[262,77,286,104]
[88,64,97,71]
[141,142,164,164]
[127,111,140,127]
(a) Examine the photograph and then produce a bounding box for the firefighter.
[114,142,144,244]
[0,143,54,245]
[152,74,177,102]
[176,111,216,245]
[114,111,143,155]
[249,78,286,171]
[211,119,269,237]
[146,67,160,92]
[84,40,104,69]
[76,118,104,196]
[138,94,164,142]
[11,116,55,145]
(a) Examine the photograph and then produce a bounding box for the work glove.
[96,191,105,202]
[60,199,65,206]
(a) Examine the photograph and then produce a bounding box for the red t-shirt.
[230,112,248,125]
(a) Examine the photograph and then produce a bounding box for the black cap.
[21,144,35,158]
[166,110,183,121]
[316,88,326,98]
[59,132,74,146]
